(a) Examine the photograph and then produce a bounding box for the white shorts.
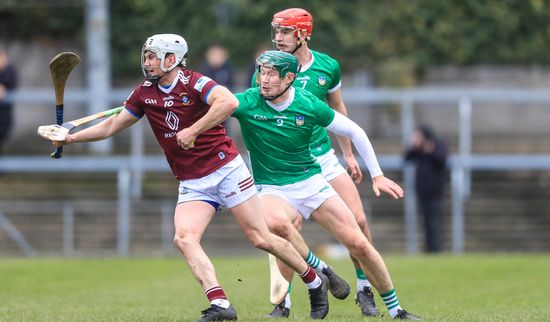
[177,155,257,209]
[256,174,337,219]
[315,149,347,182]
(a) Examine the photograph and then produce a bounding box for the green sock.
[380,288,402,318]
[305,250,327,270]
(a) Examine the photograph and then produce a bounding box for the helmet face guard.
[141,34,188,81]
[256,50,301,100]
[271,8,313,53]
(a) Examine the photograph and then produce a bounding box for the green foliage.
[0,2,83,41]
[3,0,550,76]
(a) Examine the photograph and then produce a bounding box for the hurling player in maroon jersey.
[50,34,329,321]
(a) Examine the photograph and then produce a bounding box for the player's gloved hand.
[372,175,404,199]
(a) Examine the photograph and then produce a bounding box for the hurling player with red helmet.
[263,8,421,321]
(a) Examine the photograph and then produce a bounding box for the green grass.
[1,255,550,321]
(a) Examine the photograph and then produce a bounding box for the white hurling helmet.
[141,34,188,80]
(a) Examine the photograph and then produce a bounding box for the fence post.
[459,97,472,198]
[117,167,131,256]
[401,96,419,254]
[161,202,174,253]
[451,162,465,253]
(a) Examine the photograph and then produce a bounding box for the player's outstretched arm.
[53,108,138,147]
[176,85,238,149]
[325,111,404,199]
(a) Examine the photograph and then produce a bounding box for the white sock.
[283,293,291,309]
[306,275,322,290]
[211,298,230,308]
[357,278,372,292]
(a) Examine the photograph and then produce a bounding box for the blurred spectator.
[199,44,234,90]
[199,44,234,134]
[0,45,18,155]
[247,43,272,88]
[404,125,448,253]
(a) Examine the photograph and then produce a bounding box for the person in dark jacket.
[0,46,18,155]
[404,125,448,253]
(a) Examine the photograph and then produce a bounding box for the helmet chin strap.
[291,31,308,54]
[291,43,303,55]
[144,65,171,83]
[262,83,293,101]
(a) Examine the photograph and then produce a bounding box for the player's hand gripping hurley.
[48,52,81,158]
[37,106,124,142]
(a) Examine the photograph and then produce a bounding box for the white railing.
[2,87,550,255]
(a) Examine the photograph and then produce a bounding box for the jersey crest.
[317,75,326,86]
[179,92,192,105]
[295,115,305,126]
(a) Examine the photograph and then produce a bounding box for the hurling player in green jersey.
[247,8,397,318]
[234,50,420,320]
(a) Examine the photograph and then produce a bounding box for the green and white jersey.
[233,86,336,186]
[297,50,341,157]
[250,50,342,157]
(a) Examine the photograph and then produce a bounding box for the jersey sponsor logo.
[163,95,175,101]
[194,76,212,92]
[165,111,179,131]
[253,115,268,121]
[317,75,326,86]
[179,187,189,195]
[164,131,177,138]
[224,191,237,198]
[319,185,330,193]
[295,115,305,126]
[145,98,158,104]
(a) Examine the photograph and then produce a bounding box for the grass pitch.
[1,254,549,321]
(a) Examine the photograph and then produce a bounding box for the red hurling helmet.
[272,8,313,41]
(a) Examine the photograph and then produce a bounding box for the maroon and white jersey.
[125,68,239,180]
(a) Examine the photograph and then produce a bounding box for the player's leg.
[329,172,379,316]
[173,200,238,321]
[311,195,420,320]
[262,193,350,296]
[217,157,328,319]
[230,194,329,319]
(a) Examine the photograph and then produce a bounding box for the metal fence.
[1,87,550,255]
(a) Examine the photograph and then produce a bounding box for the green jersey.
[250,50,342,157]
[233,87,336,186]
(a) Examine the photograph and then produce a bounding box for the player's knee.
[355,214,367,231]
[173,228,199,250]
[263,212,287,233]
[269,220,292,239]
[343,234,371,259]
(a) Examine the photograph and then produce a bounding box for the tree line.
[2,0,549,78]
